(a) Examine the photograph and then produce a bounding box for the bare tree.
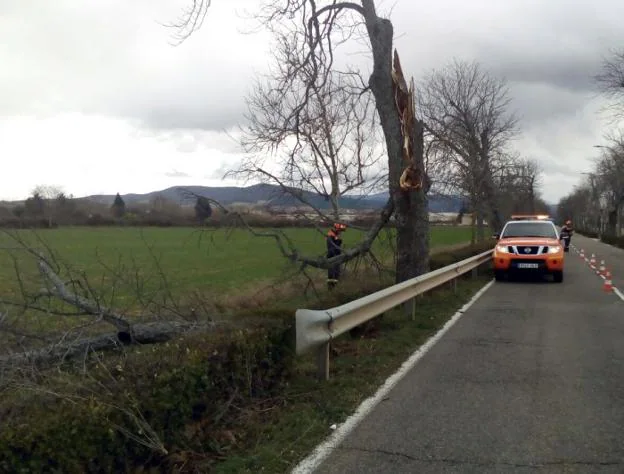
[23,185,67,225]
[31,185,64,200]
[558,181,595,231]
[594,48,624,119]
[495,157,543,216]
[233,37,386,221]
[170,0,431,282]
[519,158,542,213]
[418,59,519,239]
[558,134,624,236]
[594,137,624,236]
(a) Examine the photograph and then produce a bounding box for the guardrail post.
[317,342,330,381]
[408,297,416,320]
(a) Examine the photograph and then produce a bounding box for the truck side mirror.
[492,233,499,240]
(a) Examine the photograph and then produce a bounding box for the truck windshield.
[501,222,558,239]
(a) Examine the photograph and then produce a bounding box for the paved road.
[571,234,624,291]
[313,248,624,473]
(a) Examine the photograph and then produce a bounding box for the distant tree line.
[0,187,393,229]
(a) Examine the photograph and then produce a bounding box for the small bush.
[599,233,624,248]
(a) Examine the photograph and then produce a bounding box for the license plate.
[517,263,539,269]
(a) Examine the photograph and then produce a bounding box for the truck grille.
[509,245,548,255]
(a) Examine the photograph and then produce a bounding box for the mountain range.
[83,183,466,213]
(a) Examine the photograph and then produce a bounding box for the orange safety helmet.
[333,222,347,232]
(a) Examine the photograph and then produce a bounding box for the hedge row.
[0,241,493,474]
[0,214,466,230]
[575,229,624,247]
[577,228,599,239]
[599,233,624,248]
[0,215,386,229]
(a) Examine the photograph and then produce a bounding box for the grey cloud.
[136,127,243,155]
[507,82,592,122]
[394,0,624,100]
[0,0,265,131]
[4,0,624,205]
[487,57,601,94]
[131,101,245,132]
[537,159,578,177]
[206,159,241,180]
[165,169,191,178]
[4,0,622,136]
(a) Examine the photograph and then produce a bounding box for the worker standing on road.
[560,219,574,252]
[326,223,347,289]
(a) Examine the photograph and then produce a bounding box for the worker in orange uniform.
[560,219,573,252]
[326,223,347,289]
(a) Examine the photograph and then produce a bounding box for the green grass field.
[0,225,475,299]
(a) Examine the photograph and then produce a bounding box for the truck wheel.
[494,270,505,282]
[553,271,563,283]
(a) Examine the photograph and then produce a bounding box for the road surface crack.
[337,446,622,467]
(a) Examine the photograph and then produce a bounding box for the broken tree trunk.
[360,3,429,284]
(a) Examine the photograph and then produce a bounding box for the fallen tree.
[0,320,213,370]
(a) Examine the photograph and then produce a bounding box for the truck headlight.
[548,246,562,254]
[496,245,510,253]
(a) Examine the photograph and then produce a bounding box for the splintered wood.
[391,49,423,192]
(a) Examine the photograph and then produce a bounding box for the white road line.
[290,279,496,474]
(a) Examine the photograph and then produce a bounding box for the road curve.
[311,248,624,473]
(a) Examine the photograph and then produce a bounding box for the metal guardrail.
[295,248,493,380]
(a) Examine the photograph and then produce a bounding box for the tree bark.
[480,170,503,233]
[607,208,618,236]
[360,3,429,282]
[476,208,485,242]
[0,321,215,370]
[394,120,430,281]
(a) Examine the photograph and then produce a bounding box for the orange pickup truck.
[492,218,564,283]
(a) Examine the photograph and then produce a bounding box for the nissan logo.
[524,247,531,253]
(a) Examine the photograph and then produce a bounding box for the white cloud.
[0,114,240,200]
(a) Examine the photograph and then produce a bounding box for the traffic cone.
[590,254,596,268]
[599,260,606,275]
[603,270,613,293]
[580,249,585,259]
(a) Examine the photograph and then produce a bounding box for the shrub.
[577,228,599,239]
[0,217,59,229]
[0,320,295,473]
[600,233,624,248]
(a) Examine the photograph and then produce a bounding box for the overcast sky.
[1,0,623,204]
